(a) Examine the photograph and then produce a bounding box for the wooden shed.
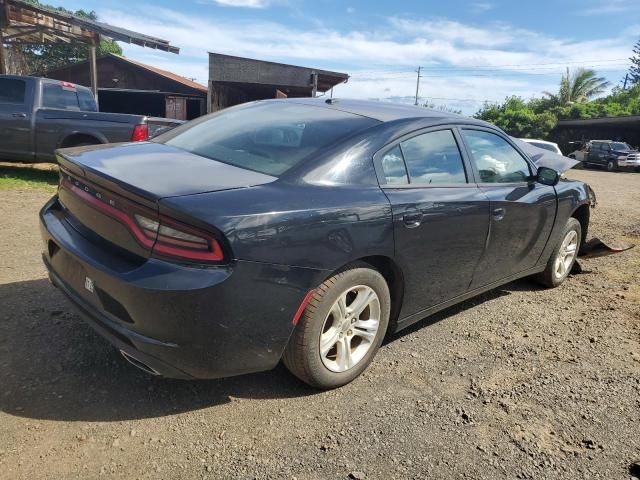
[43,53,207,120]
[208,53,349,112]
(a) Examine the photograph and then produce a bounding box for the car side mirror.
[537,166,560,186]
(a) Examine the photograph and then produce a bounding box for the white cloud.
[99,7,636,114]
[205,0,271,8]
[471,2,494,13]
[578,0,639,15]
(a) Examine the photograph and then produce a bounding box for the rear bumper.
[40,196,325,379]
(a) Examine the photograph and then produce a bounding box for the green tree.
[629,40,640,85]
[8,0,122,74]
[474,96,557,139]
[543,67,610,106]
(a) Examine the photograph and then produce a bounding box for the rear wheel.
[535,218,581,288]
[283,265,390,389]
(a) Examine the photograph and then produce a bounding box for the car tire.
[607,160,617,172]
[535,218,582,288]
[282,264,390,389]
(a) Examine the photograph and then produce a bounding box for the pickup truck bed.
[0,75,183,163]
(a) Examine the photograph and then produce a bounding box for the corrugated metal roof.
[1,0,179,53]
[557,115,640,127]
[43,53,207,94]
[112,55,207,93]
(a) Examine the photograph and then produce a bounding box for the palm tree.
[543,67,611,106]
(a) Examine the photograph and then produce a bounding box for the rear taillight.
[133,213,224,262]
[62,177,225,264]
[131,124,149,142]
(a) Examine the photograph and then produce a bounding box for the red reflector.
[131,124,149,142]
[292,290,315,326]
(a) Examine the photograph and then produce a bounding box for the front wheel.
[282,265,390,389]
[607,160,617,172]
[535,218,582,288]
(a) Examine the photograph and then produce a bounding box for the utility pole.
[0,30,6,75]
[414,66,422,106]
[623,73,629,90]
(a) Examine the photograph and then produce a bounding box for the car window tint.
[611,142,630,150]
[77,89,98,112]
[462,130,531,183]
[380,145,408,185]
[159,102,379,177]
[0,79,26,104]
[43,84,80,110]
[400,129,466,184]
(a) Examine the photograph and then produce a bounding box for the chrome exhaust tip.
[119,350,160,376]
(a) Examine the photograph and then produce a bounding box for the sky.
[53,0,640,114]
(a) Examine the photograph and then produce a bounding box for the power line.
[350,66,629,80]
[415,58,630,71]
[350,59,631,77]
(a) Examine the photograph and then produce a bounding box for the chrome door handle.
[12,112,27,118]
[402,213,423,228]
[492,208,506,221]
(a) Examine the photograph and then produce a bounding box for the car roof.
[283,97,483,124]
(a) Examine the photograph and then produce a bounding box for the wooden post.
[311,72,318,97]
[0,29,7,75]
[89,43,98,107]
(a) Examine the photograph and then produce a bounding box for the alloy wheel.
[554,230,578,279]
[319,285,381,373]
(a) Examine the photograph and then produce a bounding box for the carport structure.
[553,115,640,152]
[0,0,179,104]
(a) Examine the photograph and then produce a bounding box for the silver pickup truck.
[0,75,183,163]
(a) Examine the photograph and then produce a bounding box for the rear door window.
[380,145,409,185]
[462,129,531,183]
[400,129,467,184]
[77,89,98,112]
[0,79,26,104]
[43,84,80,110]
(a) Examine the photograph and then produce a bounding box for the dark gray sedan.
[40,99,591,389]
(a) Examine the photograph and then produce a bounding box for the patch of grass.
[0,163,59,192]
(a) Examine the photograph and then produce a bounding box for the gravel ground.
[0,169,639,480]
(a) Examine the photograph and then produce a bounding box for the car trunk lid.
[55,142,276,260]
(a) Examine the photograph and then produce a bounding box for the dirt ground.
[0,169,639,480]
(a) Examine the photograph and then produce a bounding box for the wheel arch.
[571,203,590,251]
[322,255,405,333]
[58,132,106,149]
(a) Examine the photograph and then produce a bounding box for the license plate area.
[52,249,100,308]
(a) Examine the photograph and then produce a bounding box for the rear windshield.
[156,102,378,176]
[43,83,80,110]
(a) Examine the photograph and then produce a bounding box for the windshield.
[611,142,631,151]
[156,102,379,176]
